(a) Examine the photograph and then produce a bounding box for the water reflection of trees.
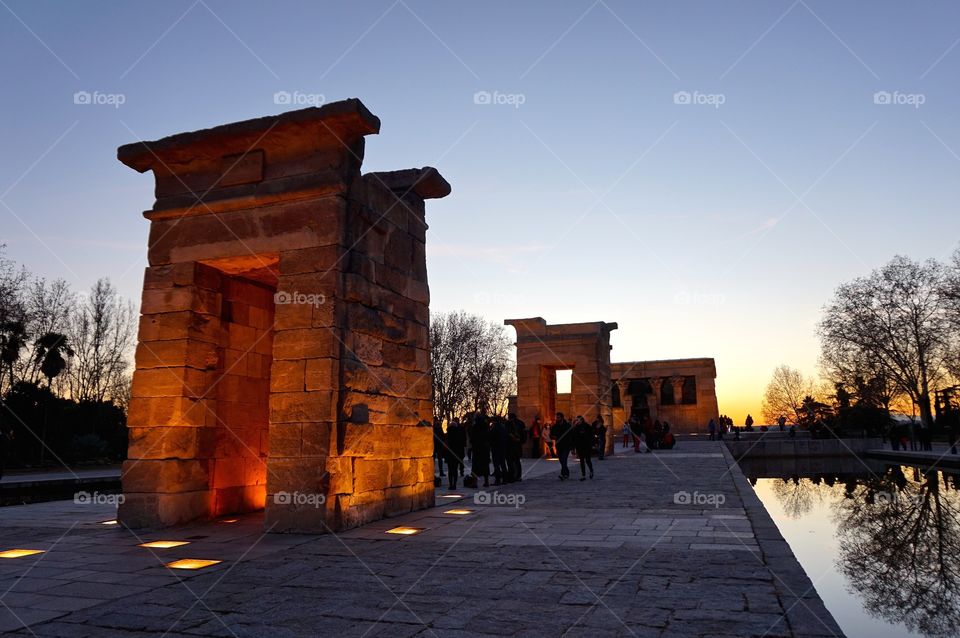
[771,476,835,519]
[835,467,960,638]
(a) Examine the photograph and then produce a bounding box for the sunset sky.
[3,1,960,423]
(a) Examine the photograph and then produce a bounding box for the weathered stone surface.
[120,99,448,533]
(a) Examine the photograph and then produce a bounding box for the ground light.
[218,519,238,523]
[166,559,221,570]
[444,509,473,515]
[440,494,463,498]
[0,549,45,559]
[386,527,424,535]
[140,541,190,549]
[100,520,118,525]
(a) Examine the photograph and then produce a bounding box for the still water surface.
[747,460,960,638]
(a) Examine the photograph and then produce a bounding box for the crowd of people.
[621,415,677,452]
[432,412,611,486]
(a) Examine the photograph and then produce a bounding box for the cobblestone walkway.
[0,441,843,637]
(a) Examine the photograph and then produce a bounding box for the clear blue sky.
[2,1,959,420]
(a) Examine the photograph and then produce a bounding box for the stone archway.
[504,318,617,455]
[118,99,449,533]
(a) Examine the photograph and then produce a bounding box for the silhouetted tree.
[761,364,814,424]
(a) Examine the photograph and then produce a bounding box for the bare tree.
[761,364,814,424]
[430,311,515,421]
[818,256,951,428]
[66,279,136,403]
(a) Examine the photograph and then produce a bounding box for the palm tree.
[33,332,73,465]
[0,320,28,390]
[33,332,73,389]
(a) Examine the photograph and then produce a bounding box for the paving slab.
[0,442,843,636]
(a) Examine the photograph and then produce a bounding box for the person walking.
[630,416,644,453]
[708,418,717,441]
[444,419,467,490]
[777,415,787,431]
[622,421,631,448]
[572,416,595,480]
[745,414,754,430]
[506,413,526,482]
[543,421,555,457]
[551,412,573,480]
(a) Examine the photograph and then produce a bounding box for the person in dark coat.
[592,415,607,460]
[444,419,467,489]
[530,416,543,459]
[551,412,573,480]
[573,416,594,480]
[490,417,509,485]
[468,413,491,488]
[432,418,446,477]
[506,413,526,482]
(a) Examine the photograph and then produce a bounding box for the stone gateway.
[118,99,449,533]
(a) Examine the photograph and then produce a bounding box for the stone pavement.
[0,441,843,637]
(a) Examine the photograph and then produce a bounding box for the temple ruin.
[117,98,448,532]
[506,318,718,451]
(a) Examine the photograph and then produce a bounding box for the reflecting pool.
[746,459,960,638]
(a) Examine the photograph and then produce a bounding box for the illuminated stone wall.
[118,99,447,532]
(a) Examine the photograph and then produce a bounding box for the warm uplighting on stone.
[166,559,221,570]
[386,526,424,535]
[0,549,45,559]
[140,540,189,549]
[116,99,450,534]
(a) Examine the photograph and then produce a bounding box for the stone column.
[671,377,686,405]
[648,377,663,419]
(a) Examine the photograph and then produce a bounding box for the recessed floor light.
[0,549,45,559]
[140,541,189,549]
[218,519,238,523]
[441,495,463,498]
[166,559,221,570]
[444,509,473,515]
[100,520,118,525]
[386,526,424,535]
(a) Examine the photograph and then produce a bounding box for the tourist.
[708,418,717,441]
[530,416,542,458]
[544,421,556,457]
[432,418,446,477]
[745,414,754,430]
[630,416,644,453]
[444,419,467,490]
[573,416,594,480]
[660,421,676,449]
[593,415,606,461]
[506,413,526,482]
[644,417,657,451]
[469,413,491,488]
[551,412,573,480]
[622,421,631,448]
[490,417,509,485]
[778,415,787,431]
